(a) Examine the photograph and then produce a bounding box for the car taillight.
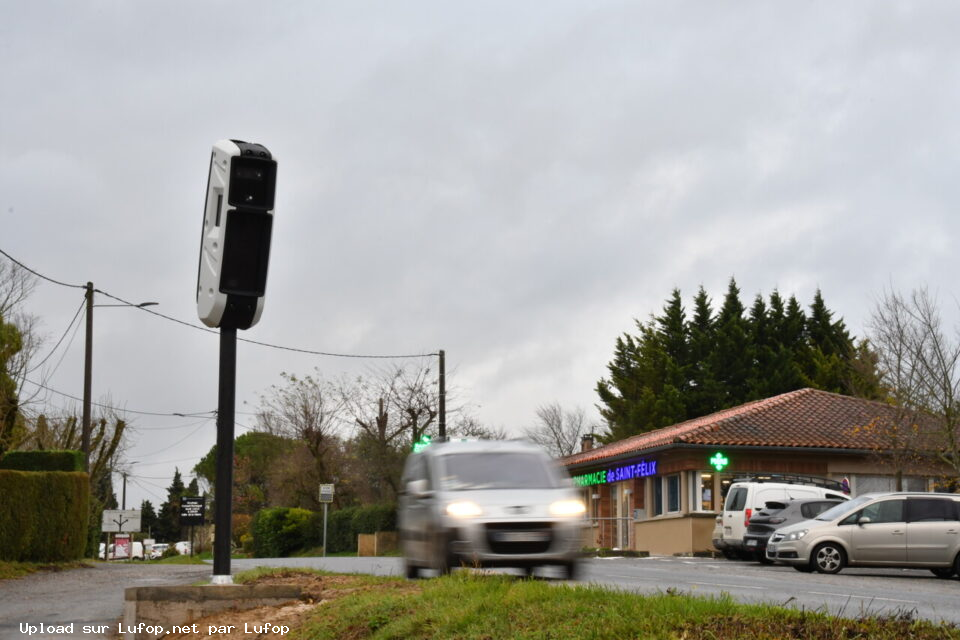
[744,508,752,527]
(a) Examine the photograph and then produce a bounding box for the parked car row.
[713,479,960,579]
[97,540,191,560]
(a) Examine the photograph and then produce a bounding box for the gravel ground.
[0,562,212,640]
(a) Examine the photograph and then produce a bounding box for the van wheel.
[930,567,955,579]
[812,543,846,574]
[431,531,455,576]
[557,560,579,580]
[404,560,421,580]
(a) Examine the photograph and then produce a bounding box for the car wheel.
[722,549,739,560]
[431,531,455,576]
[930,568,955,579]
[792,564,814,573]
[756,551,774,565]
[404,559,421,580]
[557,560,580,580]
[812,543,846,574]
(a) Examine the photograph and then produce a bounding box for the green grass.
[0,560,92,581]
[282,571,960,640]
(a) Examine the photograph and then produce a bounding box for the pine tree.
[709,279,752,407]
[686,286,720,417]
[156,469,186,542]
[140,500,158,537]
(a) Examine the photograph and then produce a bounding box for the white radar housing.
[196,139,277,329]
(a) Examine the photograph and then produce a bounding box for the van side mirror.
[407,479,431,498]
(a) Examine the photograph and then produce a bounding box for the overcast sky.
[3,1,959,509]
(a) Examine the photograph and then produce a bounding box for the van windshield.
[815,495,871,521]
[437,452,562,490]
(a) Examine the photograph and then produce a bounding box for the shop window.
[855,474,928,494]
[689,471,715,511]
[654,477,663,515]
[667,474,681,513]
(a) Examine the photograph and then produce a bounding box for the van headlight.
[446,501,483,518]
[549,500,586,517]
[784,529,809,541]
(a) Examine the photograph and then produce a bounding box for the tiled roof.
[563,388,938,467]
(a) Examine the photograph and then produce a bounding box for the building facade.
[561,388,951,555]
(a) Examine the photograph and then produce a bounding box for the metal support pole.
[438,350,445,439]
[322,503,328,558]
[212,327,237,583]
[82,282,93,471]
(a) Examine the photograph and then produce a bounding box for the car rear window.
[724,487,747,511]
[800,501,835,519]
[437,452,561,490]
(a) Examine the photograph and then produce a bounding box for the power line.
[1,248,438,360]
[28,296,85,373]
[20,378,214,417]
[0,247,86,290]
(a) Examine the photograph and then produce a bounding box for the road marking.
[690,582,764,590]
[808,591,918,605]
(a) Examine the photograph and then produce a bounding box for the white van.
[715,475,848,558]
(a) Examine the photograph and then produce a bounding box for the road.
[0,563,209,640]
[0,556,957,639]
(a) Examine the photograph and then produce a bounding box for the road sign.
[102,509,141,533]
[180,497,206,526]
[319,484,335,504]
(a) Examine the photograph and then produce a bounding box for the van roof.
[422,438,546,456]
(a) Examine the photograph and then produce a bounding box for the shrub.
[0,470,89,561]
[326,506,359,554]
[251,507,318,557]
[352,503,396,534]
[0,450,84,472]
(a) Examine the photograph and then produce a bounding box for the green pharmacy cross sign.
[412,434,433,453]
[709,452,729,472]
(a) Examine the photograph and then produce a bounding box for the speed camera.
[196,139,277,329]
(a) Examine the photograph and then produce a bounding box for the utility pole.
[438,349,446,439]
[82,282,94,471]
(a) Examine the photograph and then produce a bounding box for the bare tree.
[448,415,508,440]
[253,370,345,504]
[523,402,591,458]
[867,287,960,481]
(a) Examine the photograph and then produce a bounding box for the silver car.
[766,492,960,577]
[397,439,587,579]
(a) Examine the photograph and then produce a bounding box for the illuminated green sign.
[412,434,432,453]
[709,452,729,472]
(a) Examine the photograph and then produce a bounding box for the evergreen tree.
[596,281,879,440]
[140,500,158,537]
[708,278,753,407]
[0,315,24,455]
[156,469,186,542]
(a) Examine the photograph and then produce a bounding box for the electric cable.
[0,248,439,360]
[27,296,85,373]
[19,378,214,417]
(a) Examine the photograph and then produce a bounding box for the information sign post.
[319,484,335,557]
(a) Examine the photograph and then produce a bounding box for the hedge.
[0,450,84,472]
[0,470,90,561]
[251,503,396,557]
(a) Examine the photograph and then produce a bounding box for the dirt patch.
[160,572,419,640]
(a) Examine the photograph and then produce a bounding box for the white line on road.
[807,591,918,604]
[690,582,764,590]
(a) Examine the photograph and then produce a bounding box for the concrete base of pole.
[209,575,234,585]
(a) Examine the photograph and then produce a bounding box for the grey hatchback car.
[767,492,960,576]
[397,439,587,579]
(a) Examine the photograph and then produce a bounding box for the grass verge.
[241,569,960,640]
[0,560,92,581]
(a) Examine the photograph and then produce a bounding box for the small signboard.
[102,509,141,533]
[319,484,335,504]
[180,497,206,526]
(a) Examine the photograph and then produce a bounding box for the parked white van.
[714,475,848,559]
